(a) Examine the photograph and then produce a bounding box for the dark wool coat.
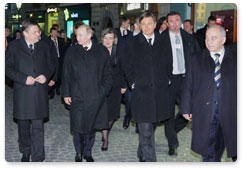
[123,32,171,123]
[61,43,112,134]
[5,38,56,120]
[180,47,237,157]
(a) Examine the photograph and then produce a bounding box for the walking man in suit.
[48,27,66,99]
[61,24,112,162]
[160,11,199,156]
[181,24,237,162]
[123,11,171,162]
[5,19,56,162]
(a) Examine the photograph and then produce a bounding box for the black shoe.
[101,141,109,151]
[84,156,94,162]
[21,154,30,162]
[138,155,146,162]
[56,89,60,95]
[75,153,82,162]
[168,147,178,156]
[123,118,130,129]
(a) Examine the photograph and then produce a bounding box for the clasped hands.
[25,75,46,85]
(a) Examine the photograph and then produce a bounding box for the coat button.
[206,102,210,105]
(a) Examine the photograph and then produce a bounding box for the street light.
[16,3,22,29]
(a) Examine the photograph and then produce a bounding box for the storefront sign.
[47,8,58,13]
[71,12,78,18]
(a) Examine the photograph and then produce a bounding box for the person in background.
[5,26,11,49]
[5,19,56,162]
[123,11,171,162]
[155,16,167,34]
[129,23,135,32]
[48,27,66,99]
[181,24,237,162]
[60,29,71,48]
[195,15,216,49]
[183,19,195,35]
[61,24,112,162]
[11,30,22,40]
[100,28,124,152]
[115,16,132,129]
[115,16,131,38]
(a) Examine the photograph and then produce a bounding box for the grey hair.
[101,28,118,45]
[207,24,226,37]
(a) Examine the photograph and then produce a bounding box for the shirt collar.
[143,33,155,44]
[83,41,92,51]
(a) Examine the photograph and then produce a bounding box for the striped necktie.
[214,53,221,87]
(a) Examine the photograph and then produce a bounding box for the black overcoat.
[180,47,237,157]
[124,32,171,123]
[61,43,112,134]
[5,38,56,120]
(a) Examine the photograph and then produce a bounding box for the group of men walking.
[5,10,237,162]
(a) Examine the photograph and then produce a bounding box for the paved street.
[5,85,231,162]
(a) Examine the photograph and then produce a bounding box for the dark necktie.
[122,30,125,36]
[148,38,152,46]
[29,44,34,54]
[53,39,60,58]
[214,53,221,87]
[83,46,88,51]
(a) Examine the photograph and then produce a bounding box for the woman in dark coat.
[61,24,112,162]
[100,28,125,151]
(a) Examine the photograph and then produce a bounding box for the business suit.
[5,37,56,161]
[180,47,237,160]
[115,27,132,129]
[160,28,199,152]
[48,36,66,97]
[124,32,171,161]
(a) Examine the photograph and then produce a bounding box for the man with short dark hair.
[123,11,171,162]
[160,11,199,156]
[5,19,56,162]
[195,15,216,49]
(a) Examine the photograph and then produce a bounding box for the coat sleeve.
[180,54,194,115]
[99,52,113,97]
[45,42,56,82]
[61,48,72,97]
[5,42,28,85]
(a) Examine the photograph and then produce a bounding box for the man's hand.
[25,76,36,85]
[35,74,46,84]
[48,80,56,87]
[183,114,192,121]
[121,88,127,94]
[64,97,72,105]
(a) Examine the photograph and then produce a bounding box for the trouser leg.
[31,119,44,162]
[137,123,156,162]
[18,120,31,157]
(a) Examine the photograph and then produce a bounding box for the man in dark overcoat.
[61,24,112,162]
[181,25,237,162]
[123,11,171,162]
[160,11,199,156]
[5,19,56,162]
